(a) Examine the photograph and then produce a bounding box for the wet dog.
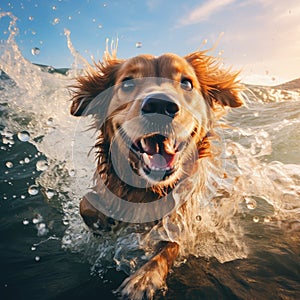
[70,50,243,299]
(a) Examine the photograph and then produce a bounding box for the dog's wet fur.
[70,51,243,299]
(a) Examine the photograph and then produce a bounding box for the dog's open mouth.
[132,134,184,180]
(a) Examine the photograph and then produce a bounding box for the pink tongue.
[141,135,176,169]
[151,154,167,169]
[151,153,175,169]
[144,138,176,169]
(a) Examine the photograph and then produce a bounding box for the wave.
[1,12,299,281]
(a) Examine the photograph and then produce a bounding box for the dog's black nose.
[141,94,179,118]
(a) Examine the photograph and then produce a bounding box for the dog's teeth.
[140,138,147,151]
[150,166,158,171]
[142,153,151,167]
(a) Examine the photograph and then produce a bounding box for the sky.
[0,0,299,85]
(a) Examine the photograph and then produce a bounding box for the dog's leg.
[118,241,179,300]
[79,196,116,231]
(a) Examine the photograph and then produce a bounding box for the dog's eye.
[121,78,135,92]
[180,78,193,91]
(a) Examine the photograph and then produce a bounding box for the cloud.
[181,0,300,82]
[179,0,236,26]
[146,0,162,11]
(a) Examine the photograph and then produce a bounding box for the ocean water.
[1,14,300,300]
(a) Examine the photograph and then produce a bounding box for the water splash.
[1,12,299,283]
[64,29,90,72]
[0,12,43,94]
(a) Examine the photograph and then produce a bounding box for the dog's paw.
[117,265,166,300]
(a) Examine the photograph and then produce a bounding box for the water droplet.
[3,129,13,138]
[245,197,257,210]
[17,131,30,142]
[52,5,57,10]
[264,216,271,223]
[47,66,55,73]
[37,223,49,236]
[36,160,49,171]
[68,169,76,177]
[253,216,259,223]
[52,18,60,25]
[28,185,39,195]
[63,219,69,226]
[35,256,40,262]
[196,215,202,221]
[31,47,40,56]
[225,146,234,157]
[29,16,34,21]
[136,42,142,48]
[5,161,13,168]
[32,214,43,224]
[103,3,107,7]
[31,246,36,251]
[98,24,103,29]
[24,157,30,163]
[21,195,26,199]
[46,117,54,125]
[45,190,55,199]
[3,137,14,145]
[23,219,29,225]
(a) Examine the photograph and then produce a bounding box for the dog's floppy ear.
[185,51,243,108]
[70,58,123,116]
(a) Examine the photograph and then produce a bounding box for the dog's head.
[70,51,243,193]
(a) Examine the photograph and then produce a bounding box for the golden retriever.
[70,50,243,299]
